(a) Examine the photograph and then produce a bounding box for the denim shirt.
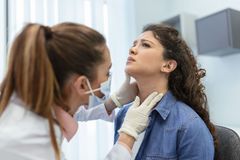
[114,91,214,160]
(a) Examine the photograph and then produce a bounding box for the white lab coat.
[0,94,131,160]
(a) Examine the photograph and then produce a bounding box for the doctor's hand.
[110,73,138,107]
[118,92,163,140]
[104,73,138,115]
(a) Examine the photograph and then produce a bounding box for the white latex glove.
[118,92,163,140]
[110,73,138,107]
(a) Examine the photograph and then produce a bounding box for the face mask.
[85,76,111,109]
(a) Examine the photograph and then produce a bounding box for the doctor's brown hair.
[143,24,218,159]
[0,22,105,159]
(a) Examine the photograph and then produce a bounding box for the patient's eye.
[142,42,150,48]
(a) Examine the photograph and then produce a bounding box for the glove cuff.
[118,126,138,140]
[110,93,122,108]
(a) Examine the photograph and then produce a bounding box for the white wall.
[107,0,136,92]
[133,0,240,128]
[134,0,168,36]
[0,0,6,83]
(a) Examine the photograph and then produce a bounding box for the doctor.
[55,73,140,141]
[0,22,163,160]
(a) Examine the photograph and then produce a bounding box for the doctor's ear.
[73,76,89,95]
[161,60,177,73]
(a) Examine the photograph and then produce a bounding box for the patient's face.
[125,31,166,78]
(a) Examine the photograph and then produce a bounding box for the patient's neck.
[136,76,168,103]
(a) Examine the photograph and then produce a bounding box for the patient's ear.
[73,76,89,95]
[161,60,177,73]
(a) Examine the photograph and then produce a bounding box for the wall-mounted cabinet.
[162,13,197,54]
[196,8,240,56]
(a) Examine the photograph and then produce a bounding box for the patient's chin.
[125,66,136,77]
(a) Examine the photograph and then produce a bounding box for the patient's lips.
[127,56,136,64]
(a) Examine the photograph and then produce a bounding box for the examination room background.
[0,0,239,160]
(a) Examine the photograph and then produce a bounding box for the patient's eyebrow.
[141,39,155,45]
[132,38,155,46]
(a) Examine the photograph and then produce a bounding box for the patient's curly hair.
[143,24,218,159]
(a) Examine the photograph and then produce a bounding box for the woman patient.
[114,24,217,160]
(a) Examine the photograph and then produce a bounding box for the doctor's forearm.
[117,132,135,152]
[104,98,117,115]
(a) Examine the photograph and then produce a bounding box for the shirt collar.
[152,91,176,120]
